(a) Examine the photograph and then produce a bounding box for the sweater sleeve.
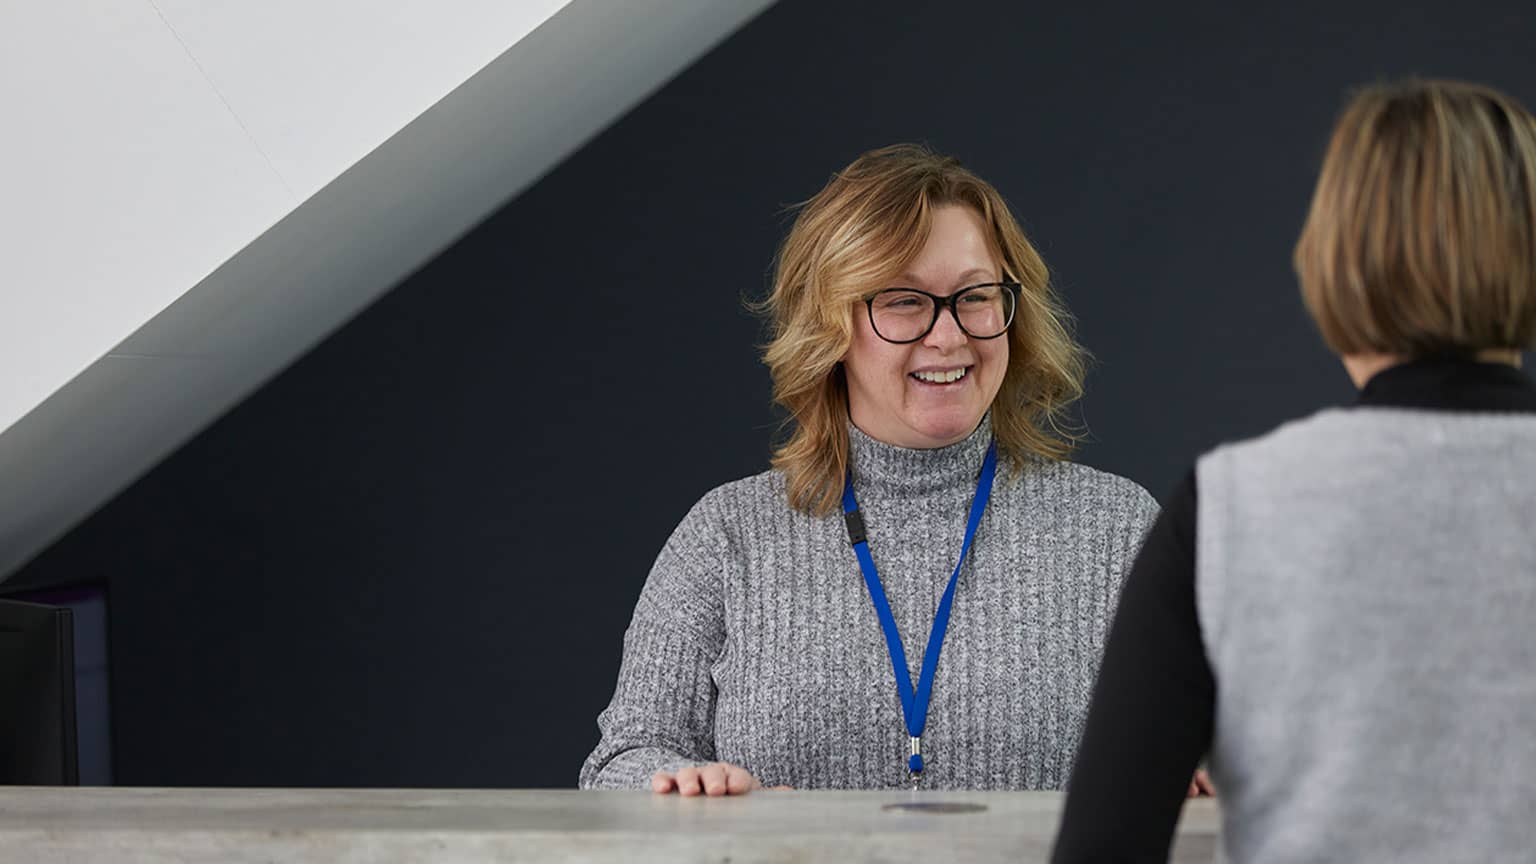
[1052,469,1215,862]
[578,489,731,789]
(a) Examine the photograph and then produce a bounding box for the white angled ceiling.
[0,0,777,582]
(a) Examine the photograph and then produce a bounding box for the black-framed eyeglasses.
[864,282,1021,344]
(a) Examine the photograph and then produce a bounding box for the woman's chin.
[906,410,985,448]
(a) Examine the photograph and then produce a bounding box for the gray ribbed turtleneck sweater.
[579,417,1158,790]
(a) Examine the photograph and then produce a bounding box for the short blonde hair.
[761,144,1087,516]
[1295,79,1536,356]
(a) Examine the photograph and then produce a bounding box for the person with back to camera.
[579,143,1205,795]
[1052,78,1536,862]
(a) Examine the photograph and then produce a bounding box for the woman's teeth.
[912,367,968,384]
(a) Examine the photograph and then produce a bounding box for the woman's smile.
[909,365,972,386]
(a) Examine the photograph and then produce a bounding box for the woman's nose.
[923,305,968,349]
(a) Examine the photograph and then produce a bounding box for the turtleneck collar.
[1357,356,1536,413]
[847,413,994,497]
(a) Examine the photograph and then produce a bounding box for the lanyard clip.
[907,735,924,789]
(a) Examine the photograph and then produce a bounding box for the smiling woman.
[579,144,1163,796]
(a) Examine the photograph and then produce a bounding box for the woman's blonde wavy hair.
[761,143,1087,516]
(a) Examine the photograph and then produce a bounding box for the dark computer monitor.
[0,599,79,784]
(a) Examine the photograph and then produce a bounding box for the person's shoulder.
[1013,456,1158,512]
[655,468,799,566]
[1199,407,1350,468]
[673,467,792,534]
[999,456,1159,538]
[691,466,787,512]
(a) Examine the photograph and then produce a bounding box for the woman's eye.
[876,294,924,309]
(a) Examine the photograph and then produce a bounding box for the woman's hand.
[651,762,781,796]
[1187,769,1216,798]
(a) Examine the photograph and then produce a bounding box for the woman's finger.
[1193,769,1217,797]
[650,771,677,794]
[725,764,759,795]
[675,766,704,797]
[701,763,730,796]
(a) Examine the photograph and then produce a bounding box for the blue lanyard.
[841,439,998,783]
